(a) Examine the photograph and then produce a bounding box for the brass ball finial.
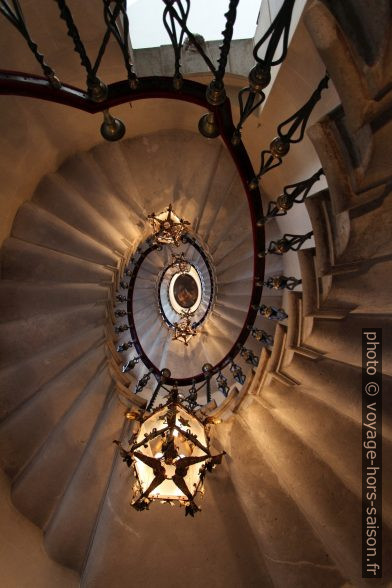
[198,112,220,139]
[100,110,126,142]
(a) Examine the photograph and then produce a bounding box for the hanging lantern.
[147,203,190,246]
[114,389,225,516]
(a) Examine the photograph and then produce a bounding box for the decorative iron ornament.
[264,275,302,291]
[114,389,225,516]
[0,0,61,88]
[122,356,140,372]
[114,309,128,317]
[55,0,107,101]
[172,252,191,274]
[115,323,130,333]
[253,0,295,68]
[183,381,199,411]
[116,294,130,302]
[117,340,134,352]
[102,0,138,89]
[250,74,329,187]
[162,0,216,76]
[163,0,190,89]
[257,304,288,321]
[148,204,190,246]
[216,371,229,397]
[232,0,295,144]
[202,363,213,403]
[262,168,324,222]
[120,280,129,289]
[230,361,246,385]
[264,231,313,256]
[172,310,197,346]
[135,369,154,393]
[251,328,274,346]
[240,346,259,367]
[146,368,171,412]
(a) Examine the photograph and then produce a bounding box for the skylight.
[127,0,260,49]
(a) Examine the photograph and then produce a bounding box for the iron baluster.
[264,231,313,256]
[232,88,265,145]
[202,363,213,404]
[253,0,295,68]
[162,0,216,75]
[147,369,171,411]
[163,0,190,89]
[117,340,133,352]
[230,361,246,385]
[216,0,239,83]
[115,323,130,333]
[233,0,295,144]
[122,356,140,372]
[216,371,229,397]
[251,328,274,346]
[262,168,324,222]
[250,74,330,187]
[55,0,108,101]
[116,294,130,302]
[263,275,302,291]
[135,369,154,393]
[102,0,138,89]
[184,381,199,411]
[240,346,259,367]
[0,0,60,88]
[256,304,288,321]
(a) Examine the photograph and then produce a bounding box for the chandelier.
[147,204,190,246]
[172,310,198,346]
[114,389,224,516]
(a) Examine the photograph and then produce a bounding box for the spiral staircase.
[0,1,392,587]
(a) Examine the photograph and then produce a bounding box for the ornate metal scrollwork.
[250,74,329,187]
[163,0,190,89]
[232,0,295,144]
[262,168,324,222]
[1,0,61,88]
[263,275,302,291]
[264,231,313,256]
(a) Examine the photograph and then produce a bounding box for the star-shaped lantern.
[114,389,224,516]
[147,204,190,246]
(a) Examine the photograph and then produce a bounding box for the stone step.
[44,392,125,572]
[0,345,105,479]
[0,304,105,369]
[0,326,104,422]
[11,366,112,529]
[33,173,126,253]
[11,202,118,267]
[1,238,113,284]
[58,152,136,241]
[0,281,107,323]
[217,418,346,588]
[305,313,392,375]
[238,396,373,585]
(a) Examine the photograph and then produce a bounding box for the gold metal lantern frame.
[115,390,224,516]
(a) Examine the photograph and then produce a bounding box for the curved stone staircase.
[0,1,392,587]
